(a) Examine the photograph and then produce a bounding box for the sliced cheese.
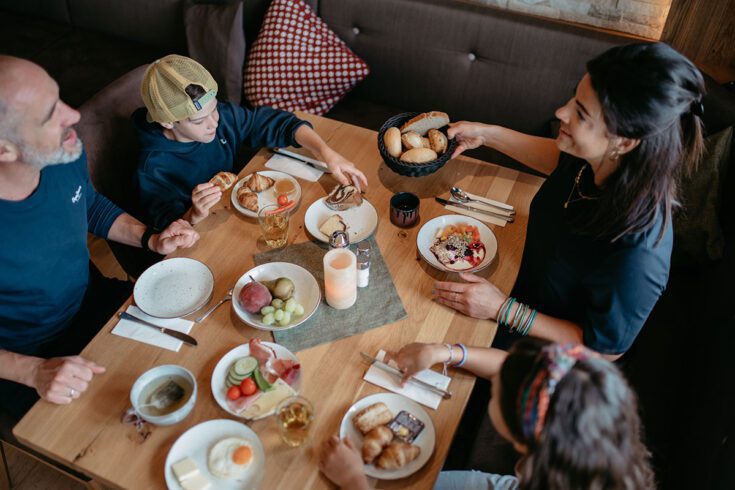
[180,472,212,490]
[240,378,296,419]
[172,457,199,482]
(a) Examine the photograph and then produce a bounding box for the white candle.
[323,248,357,309]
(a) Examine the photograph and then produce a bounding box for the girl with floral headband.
[319,338,655,489]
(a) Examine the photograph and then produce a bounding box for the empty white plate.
[304,197,378,244]
[133,258,214,318]
[164,419,265,490]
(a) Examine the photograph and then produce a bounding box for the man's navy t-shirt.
[0,151,123,354]
[494,153,672,355]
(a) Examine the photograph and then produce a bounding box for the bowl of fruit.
[232,262,321,331]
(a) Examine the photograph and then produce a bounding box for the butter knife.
[272,148,330,172]
[118,312,198,347]
[360,352,452,399]
[435,197,515,222]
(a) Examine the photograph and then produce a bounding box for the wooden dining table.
[14,113,544,489]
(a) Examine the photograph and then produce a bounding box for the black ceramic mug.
[390,192,420,228]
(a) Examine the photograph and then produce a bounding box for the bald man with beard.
[0,56,200,432]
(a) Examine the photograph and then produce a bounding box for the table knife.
[435,197,514,222]
[360,352,452,399]
[272,148,331,172]
[118,312,198,347]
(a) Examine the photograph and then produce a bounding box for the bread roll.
[352,402,393,435]
[400,111,450,136]
[400,131,426,151]
[245,172,275,192]
[428,129,448,155]
[400,148,438,164]
[362,426,393,464]
[236,187,259,212]
[375,442,420,470]
[384,127,402,158]
[209,171,238,191]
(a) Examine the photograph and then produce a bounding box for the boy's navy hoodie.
[133,101,310,229]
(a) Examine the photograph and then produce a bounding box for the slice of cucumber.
[253,367,272,392]
[233,356,258,376]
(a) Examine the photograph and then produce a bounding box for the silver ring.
[69,388,77,397]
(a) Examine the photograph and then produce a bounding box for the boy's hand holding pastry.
[190,182,223,224]
[322,147,368,192]
[319,435,369,490]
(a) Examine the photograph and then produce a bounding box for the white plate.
[416,215,498,273]
[133,258,214,318]
[211,342,303,419]
[230,170,301,218]
[164,419,265,490]
[231,262,320,332]
[339,393,436,480]
[304,197,378,244]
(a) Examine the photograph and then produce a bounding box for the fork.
[195,288,233,323]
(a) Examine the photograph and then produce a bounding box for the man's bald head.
[0,56,82,169]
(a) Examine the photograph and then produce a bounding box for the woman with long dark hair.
[432,42,705,360]
[319,338,655,489]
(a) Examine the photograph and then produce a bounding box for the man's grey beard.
[22,138,83,170]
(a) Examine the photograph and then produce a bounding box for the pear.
[261,277,295,300]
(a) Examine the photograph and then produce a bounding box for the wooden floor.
[3,237,124,490]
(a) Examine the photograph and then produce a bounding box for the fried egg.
[207,437,253,479]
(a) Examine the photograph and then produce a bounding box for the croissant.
[209,171,238,191]
[375,442,420,470]
[236,187,259,212]
[352,402,393,435]
[245,172,275,192]
[362,426,393,464]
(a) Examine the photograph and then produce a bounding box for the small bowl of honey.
[274,179,297,197]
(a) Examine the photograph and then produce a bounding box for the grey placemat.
[253,237,407,352]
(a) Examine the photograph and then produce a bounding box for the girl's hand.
[323,149,368,192]
[385,343,447,384]
[433,272,507,320]
[190,182,222,224]
[318,436,369,490]
[447,121,489,158]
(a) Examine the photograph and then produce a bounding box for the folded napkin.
[265,154,325,182]
[363,350,451,410]
[444,204,508,227]
[111,305,194,352]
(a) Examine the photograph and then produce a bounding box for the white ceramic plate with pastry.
[211,341,303,420]
[339,393,435,480]
[164,419,265,490]
[416,215,498,273]
[231,262,320,332]
[304,197,378,244]
[133,257,214,318]
[230,170,301,218]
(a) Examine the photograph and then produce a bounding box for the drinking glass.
[258,204,290,248]
[276,396,314,447]
[390,192,420,228]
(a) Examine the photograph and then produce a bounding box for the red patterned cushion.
[244,0,369,115]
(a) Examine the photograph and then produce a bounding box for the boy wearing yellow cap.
[134,55,367,229]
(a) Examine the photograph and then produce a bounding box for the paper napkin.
[444,204,508,227]
[363,350,451,410]
[265,154,325,182]
[111,305,194,352]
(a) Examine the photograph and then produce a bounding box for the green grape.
[284,298,297,313]
[260,306,275,315]
[274,309,284,322]
[278,311,292,326]
[262,313,275,325]
[294,304,305,316]
[271,298,284,309]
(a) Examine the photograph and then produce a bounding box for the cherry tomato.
[227,385,242,400]
[240,377,257,396]
[277,195,289,207]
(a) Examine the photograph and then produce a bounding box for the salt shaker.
[356,241,371,288]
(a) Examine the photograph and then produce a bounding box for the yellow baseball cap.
[141,55,218,124]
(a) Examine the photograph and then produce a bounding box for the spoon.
[195,288,233,323]
[450,187,515,215]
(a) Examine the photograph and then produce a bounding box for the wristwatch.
[140,226,156,252]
